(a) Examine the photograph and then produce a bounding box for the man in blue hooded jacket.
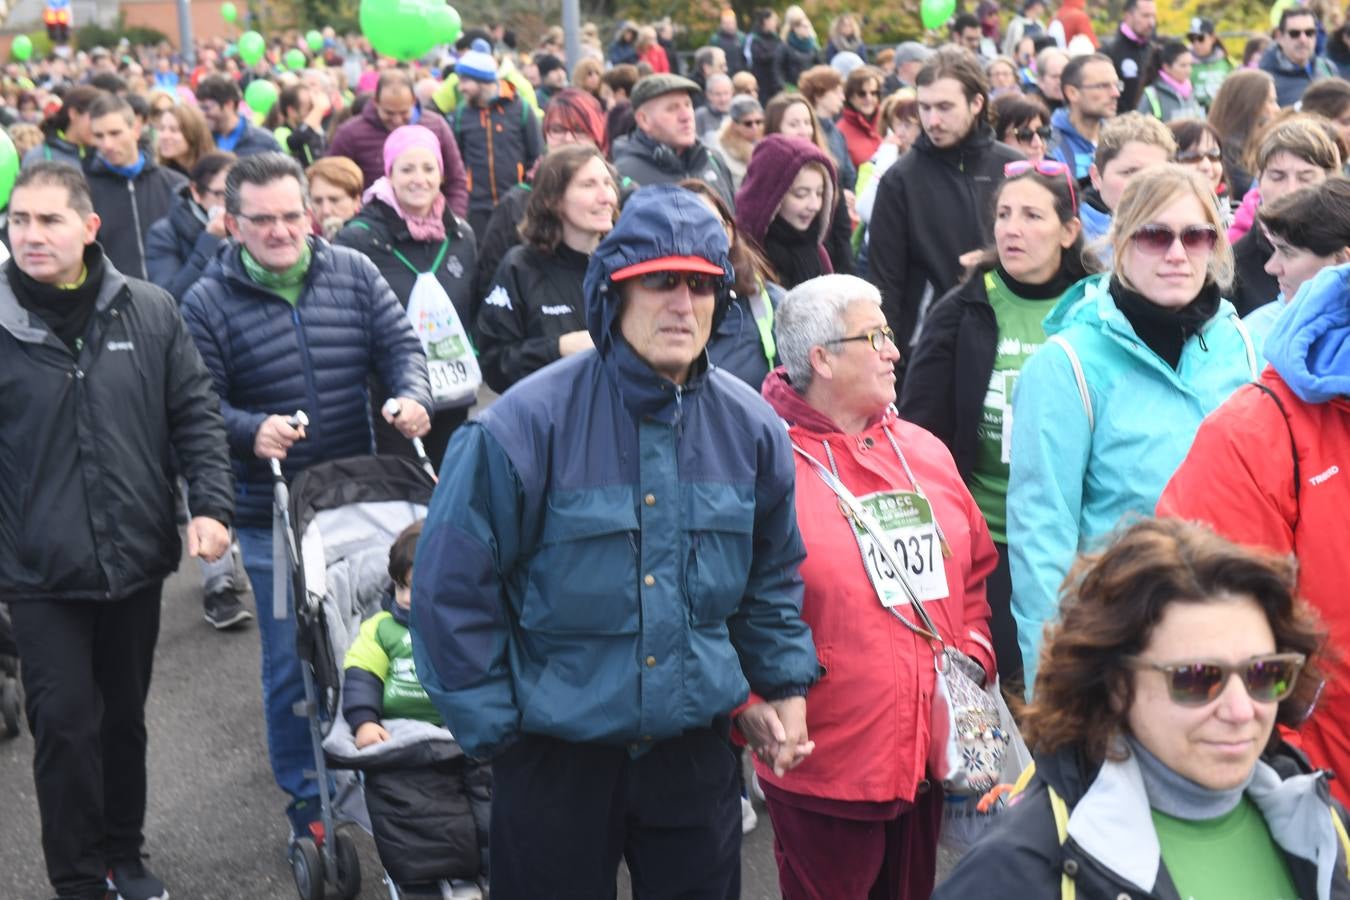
[410,183,819,898]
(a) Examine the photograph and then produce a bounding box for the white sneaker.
[741,795,758,834]
[749,769,765,803]
[448,879,484,899]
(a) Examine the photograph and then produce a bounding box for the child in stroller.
[340,521,490,899]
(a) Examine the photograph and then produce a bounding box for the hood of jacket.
[1265,262,1350,403]
[734,134,837,248]
[619,128,717,177]
[1050,107,1094,151]
[761,365,889,435]
[1261,43,1311,76]
[582,183,733,416]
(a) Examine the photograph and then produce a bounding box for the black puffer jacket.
[869,124,1023,357]
[476,241,589,393]
[936,742,1350,900]
[0,256,234,602]
[86,156,188,281]
[144,186,226,302]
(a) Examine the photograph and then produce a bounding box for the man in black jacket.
[612,74,737,208]
[869,48,1023,362]
[1103,0,1157,112]
[0,161,233,900]
[85,92,186,281]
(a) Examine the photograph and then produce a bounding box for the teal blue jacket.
[409,185,818,759]
[1007,275,1260,691]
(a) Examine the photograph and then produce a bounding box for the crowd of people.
[1,2,1349,899]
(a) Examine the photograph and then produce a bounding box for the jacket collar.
[217,234,327,300]
[914,120,997,164]
[603,332,711,423]
[761,365,890,435]
[1264,262,1350,403]
[1053,744,1342,900]
[0,247,128,344]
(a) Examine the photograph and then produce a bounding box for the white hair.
[775,274,883,393]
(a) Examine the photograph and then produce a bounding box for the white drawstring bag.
[405,271,481,410]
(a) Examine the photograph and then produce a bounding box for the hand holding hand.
[736,696,814,777]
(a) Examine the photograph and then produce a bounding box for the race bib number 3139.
[851,491,950,606]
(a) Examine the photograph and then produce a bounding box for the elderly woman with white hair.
[745,273,999,899]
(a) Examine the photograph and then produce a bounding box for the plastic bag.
[405,272,481,410]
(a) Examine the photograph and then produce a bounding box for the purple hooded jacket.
[734,134,837,281]
[327,100,469,219]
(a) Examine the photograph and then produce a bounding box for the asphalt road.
[0,541,783,900]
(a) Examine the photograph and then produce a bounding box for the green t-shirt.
[1152,797,1298,900]
[967,271,1060,543]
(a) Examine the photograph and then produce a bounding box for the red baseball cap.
[611,255,725,281]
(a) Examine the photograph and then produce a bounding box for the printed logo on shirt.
[106,341,135,351]
[1122,58,1139,78]
[1309,465,1341,487]
[484,285,512,310]
[540,305,573,316]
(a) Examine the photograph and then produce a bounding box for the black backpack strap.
[1250,382,1302,518]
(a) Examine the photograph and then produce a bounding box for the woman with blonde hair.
[155,102,214,177]
[1008,165,1260,689]
[570,57,604,104]
[775,5,821,90]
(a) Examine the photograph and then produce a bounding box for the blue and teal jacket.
[1007,274,1260,691]
[410,185,819,759]
[1048,107,1097,182]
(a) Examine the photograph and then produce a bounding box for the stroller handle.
[383,398,437,481]
[268,410,310,482]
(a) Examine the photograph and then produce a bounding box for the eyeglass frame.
[1078,79,1125,93]
[233,210,310,229]
[822,325,897,352]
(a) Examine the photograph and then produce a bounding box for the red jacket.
[837,105,882,168]
[638,45,671,74]
[757,370,997,804]
[1053,0,1099,49]
[1158,368,1350,804]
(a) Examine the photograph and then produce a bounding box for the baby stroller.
[0,603,21,738]
[270,414,487,900]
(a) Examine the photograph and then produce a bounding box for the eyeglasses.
[234,210,309,229]
[1013,125,1053,143]
[1131,223,1219,255]
[1186,33,1209,41]
[854,89,881,98]
[1127,652,1306,706]
[1283,28,1317,38]
[637,271,720,295]
[545,126,578,140]
[1003,158,1077,211]
[823,325,896,352]
[1080,79,1125,93]
[1177,148,1223,163]
[738,117,765,127]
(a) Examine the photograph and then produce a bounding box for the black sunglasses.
[638,271,720,296]
[1131,223,1218,255]
[1284,28,1317,38]
[1177,148,1223,163]
[1014,125,1053,143]
[1128,653,1306,706]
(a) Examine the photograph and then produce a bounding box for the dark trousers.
[10,583,163,899]
[764,785,943,900]
[989,541,1023,694]
[490,728,742,900]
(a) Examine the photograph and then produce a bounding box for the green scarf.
[242,242,312,306]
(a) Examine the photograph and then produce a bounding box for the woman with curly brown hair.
[936,516,1348,900]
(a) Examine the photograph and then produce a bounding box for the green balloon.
[238,30,265,66]
[919,0,955,30]
[221,1,237,23]
[360,0,439,61]
[428,5,462,45]
[0,130,18,210]
[11,34,33,62]
[285,48,307,70]
[244,78,279,116]
[306,30,324,52]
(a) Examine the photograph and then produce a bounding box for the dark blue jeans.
[236,525,322,831]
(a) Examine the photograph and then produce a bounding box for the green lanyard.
[750,278,777,368]
[391,238,450,276]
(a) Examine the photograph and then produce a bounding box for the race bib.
[850,490,950,605]
[406,271,482,409]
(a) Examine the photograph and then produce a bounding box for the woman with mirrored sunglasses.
[899,162,1100,692]
[936,516,1345,900]
[1007,165,1262,692]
